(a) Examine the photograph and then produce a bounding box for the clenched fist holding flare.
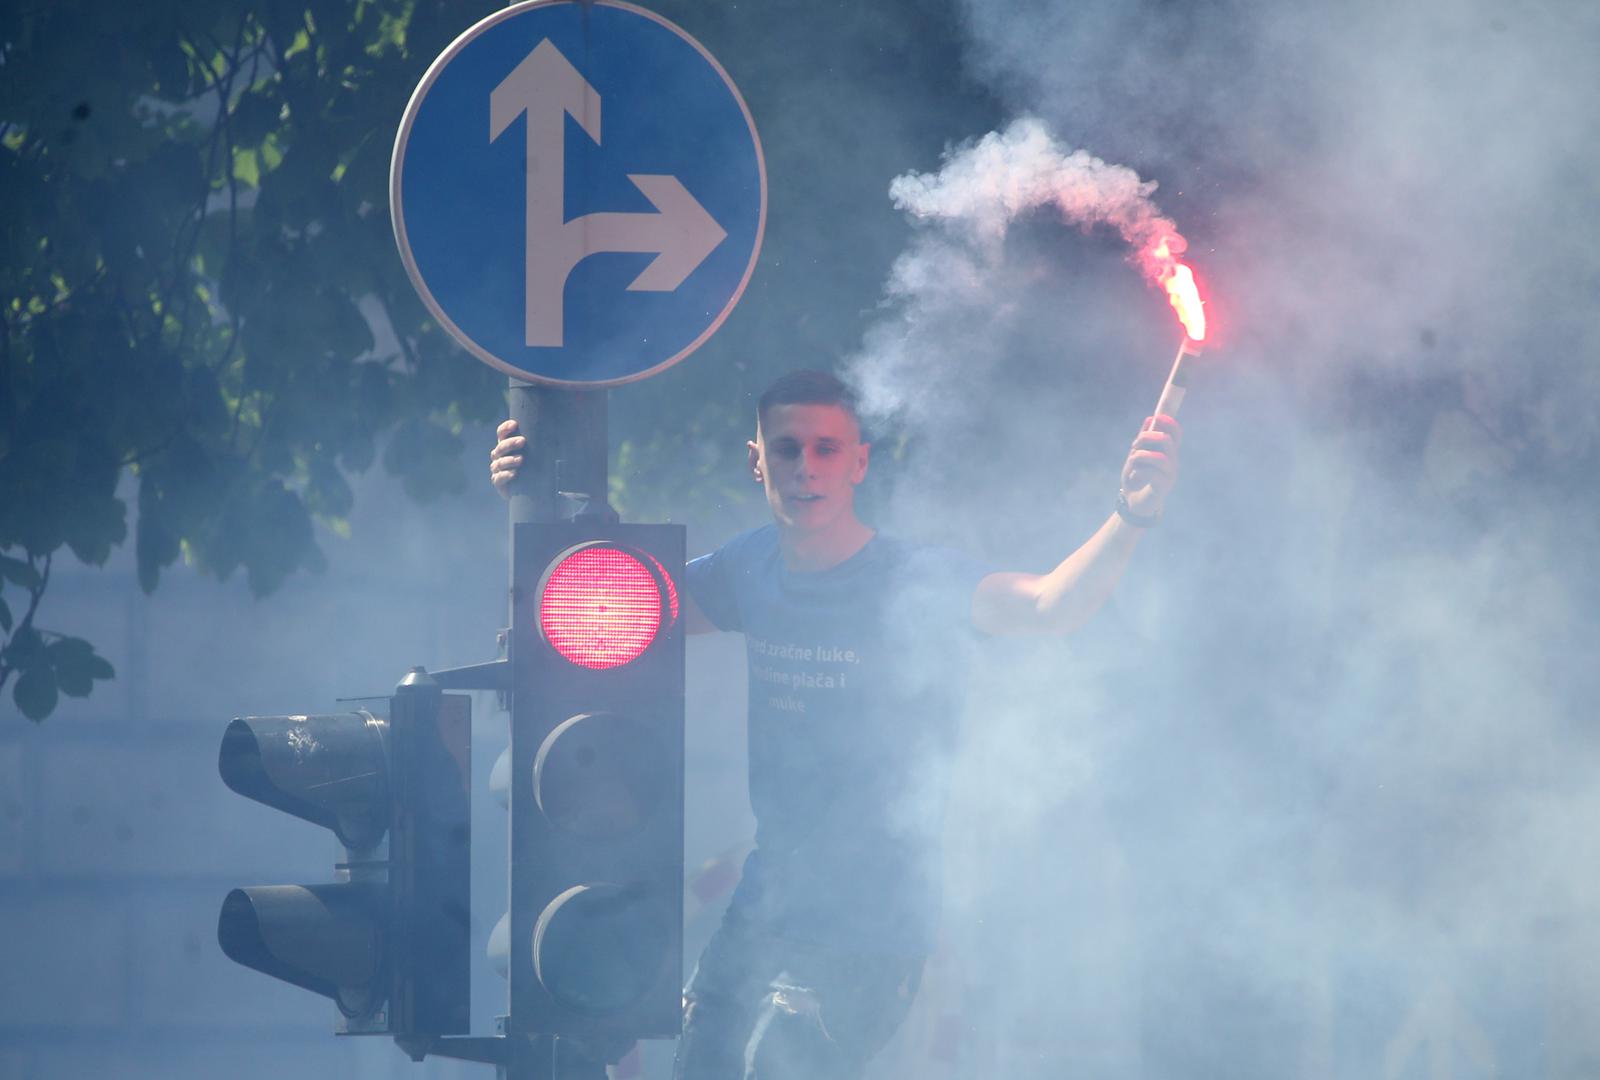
[1119,412,1182,527]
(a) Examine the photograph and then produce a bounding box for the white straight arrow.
[489,39,596,348]
[489,39,727,348]
[1382,979,1498,1080]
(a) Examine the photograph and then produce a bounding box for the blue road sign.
[391,0,766,387]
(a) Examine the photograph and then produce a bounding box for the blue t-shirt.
[685,525,990,954]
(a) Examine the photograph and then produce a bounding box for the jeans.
[672,911,925,1080]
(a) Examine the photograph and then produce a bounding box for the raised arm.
[971,415,1180,636]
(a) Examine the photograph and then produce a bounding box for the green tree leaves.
[1,0,504,720]
[7,630,116,720]
[0,555,115,721]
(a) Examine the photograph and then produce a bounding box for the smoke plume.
[890,117,1187,286]
[845,3,1600,1075]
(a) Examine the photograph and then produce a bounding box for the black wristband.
[1116,489,1161,528]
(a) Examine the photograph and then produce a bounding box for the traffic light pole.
[508,381,616,526]
[499,379,615,1080]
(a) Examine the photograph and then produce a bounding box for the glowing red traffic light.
[644,552,680,625]
[511,523,686,1036]
[538,545,667,668]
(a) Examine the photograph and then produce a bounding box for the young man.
[490,370,1180,1079]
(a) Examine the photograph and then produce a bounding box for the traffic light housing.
[217,670,471,1035]
[508,521,685,1040]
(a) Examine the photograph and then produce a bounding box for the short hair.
[756,370,864,436]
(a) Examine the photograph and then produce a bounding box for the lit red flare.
[1163,263,1206,342]
[1143,236,1208,428]
[1146,236,1206,343]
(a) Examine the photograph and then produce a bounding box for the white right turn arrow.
[490,39,727,348]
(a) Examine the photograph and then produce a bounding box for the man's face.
[748,403,871,535]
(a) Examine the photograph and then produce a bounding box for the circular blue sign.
[391,1,766,387]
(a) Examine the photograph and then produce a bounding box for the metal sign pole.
[503,382,611,1077]
[503,387,613,1080]
[507,381,613,526]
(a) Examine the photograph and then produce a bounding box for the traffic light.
[508,521,685,1041]
[217,669,471,1035]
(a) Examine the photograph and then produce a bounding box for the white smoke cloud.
[888,117,1185,276]
[954,0,1600,447]
[847,2,1600,1075]
[851,116,1193,426]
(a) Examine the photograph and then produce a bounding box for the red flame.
[1145,237,1206,342]
[1163,263,1206,342]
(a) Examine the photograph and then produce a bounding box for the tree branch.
[0,551,52,696]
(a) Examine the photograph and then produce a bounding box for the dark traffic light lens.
[218,883,385,1016]
[218,713,389,850]
[534,713,670,839]
[539,545,664,668]
[532,884,673,1015]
